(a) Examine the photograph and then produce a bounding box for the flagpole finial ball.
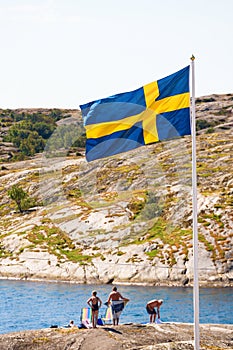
[190,54,195,61]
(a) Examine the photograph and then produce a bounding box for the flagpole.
[190,55,200,350]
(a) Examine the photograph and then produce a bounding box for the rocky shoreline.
[0,323,233,350]
[0,275,232,288]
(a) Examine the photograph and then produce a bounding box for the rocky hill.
[1,323,233,350]
[0,94,232,287]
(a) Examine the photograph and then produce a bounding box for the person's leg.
[112,314,116,326]
[116,317,119,325]
[147,306,152,323]
[93,311,97,328]
[92,312,95,327]
[153,311,156,323]
[96,311,99,327]
[95,311,98,328]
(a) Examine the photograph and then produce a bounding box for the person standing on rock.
[87,290,102,328]
[107,286,129,326]
[146,299,163,323]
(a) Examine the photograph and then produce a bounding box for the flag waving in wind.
[80,66,191,162]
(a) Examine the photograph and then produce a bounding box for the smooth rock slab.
[0,323,232,350]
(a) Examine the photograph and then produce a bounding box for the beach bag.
[97,318,104,326]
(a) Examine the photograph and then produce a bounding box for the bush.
[8,185,39,212]
[8,185,28,213]
[140,193,164,220]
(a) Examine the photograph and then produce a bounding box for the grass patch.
[146,249,159,259]
[67,188,82,198]
[131,218,193,266]
[26,225,93,264]
[61,249,93,264]
[198,233,215,253]
[116,250,125,256]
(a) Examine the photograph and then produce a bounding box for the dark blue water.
[0,280,232,334]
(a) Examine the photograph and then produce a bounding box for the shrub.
[8,185,39,212]
[8,185,28,213]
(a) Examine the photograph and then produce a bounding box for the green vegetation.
[195,97,216,103]
[4,114,56,156]
[0,108,66,123]
[147,219,192,246]
[146,249,159,259]
[198,234,214,252]
[196,119,218,131]
[116,250,125,256]
[1,109,86,159]
[205,127,215,134]
[127,190,147,220]
[8,185,38,213]
[44,124,86,156]
[199,212,224,229]
[213,105,233,116]
[26,225,93,264]
[134,192,164,221]
[129,217,192,266]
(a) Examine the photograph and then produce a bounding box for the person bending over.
[146,299,163,323]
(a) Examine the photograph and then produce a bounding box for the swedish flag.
[80,66,191,162]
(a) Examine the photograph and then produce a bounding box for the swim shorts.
[146,305,156,315]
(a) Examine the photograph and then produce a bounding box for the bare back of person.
[107,287,129,326]
[147,300,160,309]
[90,296,99,306]
[146,299,163,323]
[108,291,123,301]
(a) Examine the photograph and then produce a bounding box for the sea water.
[0,279,232,334]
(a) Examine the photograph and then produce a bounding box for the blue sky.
[0,0,232,109]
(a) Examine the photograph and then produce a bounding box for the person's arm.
[123,297,130,302]
[87,297,92,308]
[157,306,161,319]
[118,292,129,301]
[107,293,112,305]
[97,297,102,308]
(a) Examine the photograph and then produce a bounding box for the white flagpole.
[190,55,200,350]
